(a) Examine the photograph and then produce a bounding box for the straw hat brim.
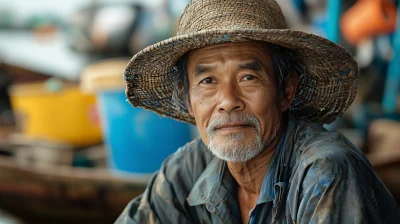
[124,29,358,124]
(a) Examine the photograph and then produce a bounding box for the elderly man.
[117,0,400,223]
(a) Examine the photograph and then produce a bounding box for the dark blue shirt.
[116,116,400,223]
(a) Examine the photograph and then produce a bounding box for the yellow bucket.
[9,81,102,147]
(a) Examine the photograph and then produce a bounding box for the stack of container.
[81,59,193,175]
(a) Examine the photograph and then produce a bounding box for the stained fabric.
[116,116,400,224]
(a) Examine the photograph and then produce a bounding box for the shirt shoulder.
[293,123,372,187]
[115,138,214,224]
[286,123,400,223]
[160,137,214,190]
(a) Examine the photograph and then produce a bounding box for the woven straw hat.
[124,0,358,124]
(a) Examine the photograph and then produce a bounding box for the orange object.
[340,0,397,45]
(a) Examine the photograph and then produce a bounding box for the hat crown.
[177,0,287,35]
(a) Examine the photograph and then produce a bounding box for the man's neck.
[227,128,282,224]
[227,125,283,197]
[227,142,277,194]
[227,131,281,224]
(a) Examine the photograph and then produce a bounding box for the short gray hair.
[171,42,307,110]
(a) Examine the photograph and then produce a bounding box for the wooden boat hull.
[0,156,148,224]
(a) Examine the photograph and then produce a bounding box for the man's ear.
[185,100,194,117]
[281,71,298,111]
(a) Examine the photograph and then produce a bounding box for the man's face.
[186,42,283,162]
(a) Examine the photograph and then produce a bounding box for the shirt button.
[201,195,206,200]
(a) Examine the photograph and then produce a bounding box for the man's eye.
[200,77,215,84]
[242,75,256,81]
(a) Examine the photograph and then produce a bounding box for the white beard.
[205,113,280,162]
[207,129,264,162]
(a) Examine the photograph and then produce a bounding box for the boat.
[0,154,148,224]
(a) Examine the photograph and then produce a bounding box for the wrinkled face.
[186,42,284,162]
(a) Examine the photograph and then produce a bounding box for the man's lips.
[214,123,253,131]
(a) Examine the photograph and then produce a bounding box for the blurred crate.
[8,81,102,147]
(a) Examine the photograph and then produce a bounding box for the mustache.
[206,113,261,134]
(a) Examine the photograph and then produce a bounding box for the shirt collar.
[187,115,294,206]
[257,115,290,204]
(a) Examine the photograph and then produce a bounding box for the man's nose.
[217,83,245,113]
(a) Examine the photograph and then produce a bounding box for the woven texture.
[124,0,359,124]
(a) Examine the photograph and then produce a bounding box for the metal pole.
[326,0,342,43]
[382,2,400,113]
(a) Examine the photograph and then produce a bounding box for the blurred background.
[0,0,399,223]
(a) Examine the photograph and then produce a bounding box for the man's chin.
[207,139,265,162]
[208,145,263,162]
[213,140,252,148]
[213,131,249,141]
[214,134,258,145]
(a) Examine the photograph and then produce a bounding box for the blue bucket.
[97,90,193,174]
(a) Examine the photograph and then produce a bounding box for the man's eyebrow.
[238,60,263,71]
[193,64,215,76]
